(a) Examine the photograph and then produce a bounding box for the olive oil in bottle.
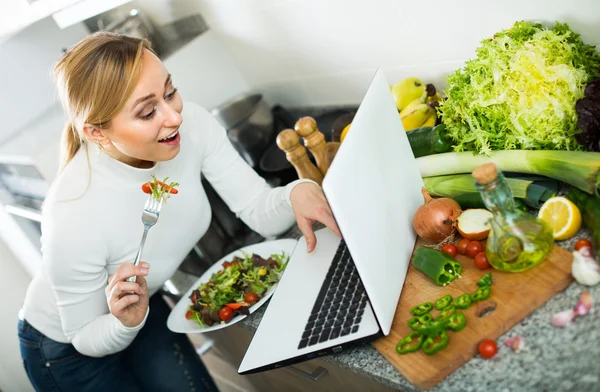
[472,163,554,272]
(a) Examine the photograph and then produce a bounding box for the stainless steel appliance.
[211,93,275,169]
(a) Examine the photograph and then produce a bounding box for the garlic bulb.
[571,248,600,286]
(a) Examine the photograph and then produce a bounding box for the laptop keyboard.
[298,240,368,349]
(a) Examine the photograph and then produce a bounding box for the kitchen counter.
[238,224,600,392]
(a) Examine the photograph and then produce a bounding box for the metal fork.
[127,195,163,283]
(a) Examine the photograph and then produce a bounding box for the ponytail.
[59,122,82,172]
[53,32,152,173]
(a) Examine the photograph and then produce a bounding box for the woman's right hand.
[105,262,150,328]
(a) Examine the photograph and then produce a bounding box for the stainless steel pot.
[210,93,274,168]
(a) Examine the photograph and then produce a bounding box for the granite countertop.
[238,224,600,392]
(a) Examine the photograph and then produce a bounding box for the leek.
[423,174,558,208]
[417,150,600,195]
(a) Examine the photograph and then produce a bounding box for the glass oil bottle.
[472,163,554,272]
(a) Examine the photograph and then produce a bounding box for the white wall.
[187,0,600,107]
[0,16,88,143]
[0,240,34,392]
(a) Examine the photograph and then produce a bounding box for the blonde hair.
[54,32,153,171]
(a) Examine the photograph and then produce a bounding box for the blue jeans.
[18,295,219,392]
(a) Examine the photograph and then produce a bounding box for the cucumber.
[567,188,600,258]
[406,124,453,158]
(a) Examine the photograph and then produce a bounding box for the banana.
[390,77,427,111]
[426,92,444,104]
[422,113,437,127]
[400,100,435,131]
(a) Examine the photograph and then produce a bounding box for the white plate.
[167,238,298,333]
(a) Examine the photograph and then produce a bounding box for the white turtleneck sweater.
[22,102,305,357]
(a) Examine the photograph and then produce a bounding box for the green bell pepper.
[471,285,491,302]
[396,331,424,354]
[435,305,456,322]
[476,273,493,287]
[422,330,449,355]
[408,314,433,330]
[413,319,445,335]
[410,302,433,316]
[413,247,462,286]
[445,312,467,332]
[434,295,453,310]
[454,293,472,309]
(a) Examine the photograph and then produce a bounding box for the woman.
[17,32,340,392]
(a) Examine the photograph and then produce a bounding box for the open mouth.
[159,130,179,144]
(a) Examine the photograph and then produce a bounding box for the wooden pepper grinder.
[276,129,324,185]
[295,116,340,175]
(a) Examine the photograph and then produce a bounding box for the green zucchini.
[406,124,453,158]
[567,188,600,259]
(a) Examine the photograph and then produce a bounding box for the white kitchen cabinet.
[0,15,88,143]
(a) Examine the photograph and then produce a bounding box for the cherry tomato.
[574,239,593,251]
[219,307,233,322]
[441,244,458,257]
[244,292,259,304]
[466,241,484,258]
[141,183,152,194]
[457,239,471,255]
[478,339,498,359]
[185,310,194,320]
[474,252,491,269]
[190,291,197,303]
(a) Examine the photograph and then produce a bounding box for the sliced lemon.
[538,196,582,240]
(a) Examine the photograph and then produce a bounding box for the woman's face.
[90,49,183,168]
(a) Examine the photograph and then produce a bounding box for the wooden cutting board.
[371,239,573,390]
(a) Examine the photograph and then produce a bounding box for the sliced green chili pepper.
[408,314,433,330]
[435,305,456,322]
[471,285,491,302]
[422,330,449,355]
[396,331,424,354]
[410,302,433,316]
[413,319,445,335]
[454,293,472,309]
[476,273,493,287]
[413,247,463,286]
[434,295,453,310]
[445,312,467,332]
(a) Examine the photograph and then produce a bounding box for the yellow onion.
[413,187,462,242]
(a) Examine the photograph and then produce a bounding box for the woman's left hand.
[290,182,342,253]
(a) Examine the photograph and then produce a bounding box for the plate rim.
[167,238,298,333]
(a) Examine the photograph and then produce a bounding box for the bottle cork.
[472,162,498,185]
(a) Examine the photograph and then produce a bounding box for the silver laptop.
[238,68,425,374]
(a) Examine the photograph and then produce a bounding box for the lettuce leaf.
[439,21,600,155]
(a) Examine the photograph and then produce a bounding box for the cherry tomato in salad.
[457,239,471,255]
[478,339,498,359]
[474,252,491,269]
[441,244,458,257]
[190,291,197,303]
[574,239,593,251]
[244,292,259,304]
[219,307,233,322]
[185,310,194,320]
[141,183,152,194]
[466,241,484,258]
[141,181,179,195]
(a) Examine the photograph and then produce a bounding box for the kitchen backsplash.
[184,0,600,107]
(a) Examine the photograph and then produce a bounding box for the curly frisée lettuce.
[439,21,600,155]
